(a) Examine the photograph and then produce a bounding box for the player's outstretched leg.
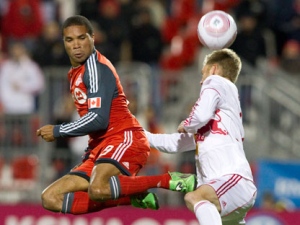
[131,192,159,210]
[169,172,197,193]
[61,191,159,214]
[109,172,196,200]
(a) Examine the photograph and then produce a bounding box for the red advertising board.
[1,204,300,225]
[0,204,198,225]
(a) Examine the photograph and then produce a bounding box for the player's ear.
[209,64,217,75]
[89,33,95,41]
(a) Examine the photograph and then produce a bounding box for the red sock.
[63,191,131,215]
[117,173,171,196]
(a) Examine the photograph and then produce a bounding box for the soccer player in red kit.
[36,15,196,215]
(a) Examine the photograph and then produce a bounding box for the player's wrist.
[53,125,62,138]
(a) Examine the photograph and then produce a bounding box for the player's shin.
[61,191,131,214]
[194,200,222,225]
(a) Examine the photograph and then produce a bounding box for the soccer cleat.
[169,172,197,193]
[131,192,159,210]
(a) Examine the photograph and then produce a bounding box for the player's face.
[63,25,94,67]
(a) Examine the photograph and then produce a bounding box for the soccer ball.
[197,10,237,50]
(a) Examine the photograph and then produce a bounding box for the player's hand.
[37,125,56,142]
[177,120,187,133]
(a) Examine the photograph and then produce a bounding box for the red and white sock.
[194,200,222,225]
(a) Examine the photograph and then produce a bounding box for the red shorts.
[69,130,150,180]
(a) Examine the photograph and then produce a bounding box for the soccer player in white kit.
[146,48,257,225]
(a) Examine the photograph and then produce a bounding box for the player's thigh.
[88,162,123,200]
[42,174,89,198]
[90,162,121,187]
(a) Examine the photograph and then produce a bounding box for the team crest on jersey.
[73,87,87,104]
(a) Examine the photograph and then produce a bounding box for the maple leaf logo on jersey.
[88,97,101,109]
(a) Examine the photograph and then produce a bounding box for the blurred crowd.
[0,0,300,204]
[0,0,300,116]
[0,0,299,71]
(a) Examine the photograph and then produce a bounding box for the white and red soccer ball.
[197,10,237,50]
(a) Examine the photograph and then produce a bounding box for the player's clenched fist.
[177,120,187,133]
[37,125,56,142]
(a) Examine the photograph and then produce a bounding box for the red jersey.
[53,50,143,146]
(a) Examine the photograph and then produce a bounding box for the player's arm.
[183,82,220,133]
[53,63,116,138]
[145,131,196,153]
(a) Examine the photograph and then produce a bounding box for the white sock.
[194,200,222,225]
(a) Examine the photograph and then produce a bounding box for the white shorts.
[204,174,257,224]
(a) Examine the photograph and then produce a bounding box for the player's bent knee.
[88,185,102,201]
[184,192,197,211]
[88,184,111,201]
[41,191,62,212]
[184,191,196,203]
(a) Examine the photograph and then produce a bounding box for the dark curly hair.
[62,15,94,36]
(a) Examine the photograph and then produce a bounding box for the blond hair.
[203,48,242,83]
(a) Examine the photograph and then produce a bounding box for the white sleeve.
[145,131,196,153]
[183,86,220,133]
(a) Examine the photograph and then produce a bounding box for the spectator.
[230,12,267,123]
[98,0,130,63]
[0,41,44,147]
[130,7,163,64]
[129,6,164,121]
[267,0,300,56]
[0,41,44,114]
[1,0,44,53]
[279,39,300,75]
[233,0,269,30]
[77,0,100,22]
[134,0,167,29]
[231,13,266,67]
[32,21,70,67]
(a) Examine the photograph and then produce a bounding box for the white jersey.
[146,75,253,186]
